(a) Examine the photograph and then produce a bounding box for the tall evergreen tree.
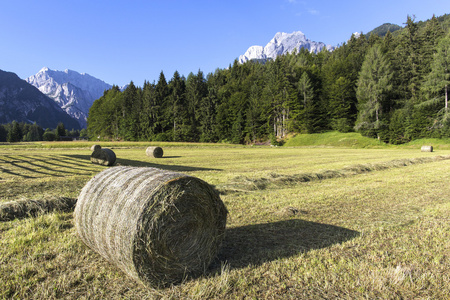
[329,76,353,132]
[199,74,220,143]
[355,45,393,139]
[296,72,317,133]
[7,121,22,142]
[141,81,157,139]
[421,15,446,74]
[56,122,66,139]
[395,16,423,103]
[168,71,186,141]
[185,70,207,141]
[154,71,170,137]
[245,82,267,142]
[120,81,139,140]
[0,125,7,142]
[421,33,450,134]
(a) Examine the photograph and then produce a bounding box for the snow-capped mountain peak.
[26,67,113,128]
[239,31,335,63]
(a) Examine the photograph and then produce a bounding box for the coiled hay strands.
[146,146,164,158]
[91,148,116,166]
[421,145,433,152]
[74,166,228,287]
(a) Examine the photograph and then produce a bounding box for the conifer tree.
[355,45,393,139]
[199,75,220,143]
[7,121,22,142]
[296,72,316,132]
[154,72,170,137]
[0,125,7,142]
[185,70,207,141]
[329,76,353,132]
[245,82,267,142]
[421,33,450,134]
[141,81,157,139]
[395,16,422,103]
[56,122,66,139]
[120,81,139,140]
[168,71,186,141]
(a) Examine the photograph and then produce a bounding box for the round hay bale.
[74,166,227,287]
[91,144,102,152]
[91,148,116,166]
[146,146,164,158]
[421,145,433,152]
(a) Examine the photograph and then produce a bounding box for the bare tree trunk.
[445,84,448,112]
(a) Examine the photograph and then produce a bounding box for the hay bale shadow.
[117,158,222,172]
[210,219,359,271]
[62,155,221,172]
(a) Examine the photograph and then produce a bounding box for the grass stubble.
[0,144,449,299]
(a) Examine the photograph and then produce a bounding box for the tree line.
[0,121,87,143]
[87,15,450,144]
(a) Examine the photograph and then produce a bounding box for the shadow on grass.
[62,154,222,172]
[210,219,359,271]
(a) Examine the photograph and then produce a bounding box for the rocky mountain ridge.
[26,68,113,128]
[0,69,80,129]
[239,31,335,64]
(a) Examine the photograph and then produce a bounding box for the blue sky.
[0,0,448,87]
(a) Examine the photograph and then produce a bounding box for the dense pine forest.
[87,15,450,144]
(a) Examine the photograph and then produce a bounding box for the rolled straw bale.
[146,146,164,158]
[74,166,227,287]
[421,145,433,152]
[91,148,116,166]
[91,144,102,152]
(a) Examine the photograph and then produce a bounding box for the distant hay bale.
[0,197,77,222]
[91,148,116,166]
[421,145,433,152]
[74,166,228,287]
[91,144,102,151]
[146,146,164,158]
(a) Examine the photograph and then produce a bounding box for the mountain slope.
[26,68,112,128]
[367,23,402,37]
[239,31,335,63]
[0,69,80,129]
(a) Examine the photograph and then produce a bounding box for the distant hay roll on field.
[91,144,102,152]
[74,166,228,287]
[146,146,164,158]
[90,148,116,166]
[421,145,433,152]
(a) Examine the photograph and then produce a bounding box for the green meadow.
[1,135,449,299]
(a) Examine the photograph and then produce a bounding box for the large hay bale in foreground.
[74,166,227,287]
[90,144,102,152]
[421,145,433,152]
[146,146,164,158]
[91,148,116,166]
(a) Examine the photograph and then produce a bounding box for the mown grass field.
[1,138,449,299]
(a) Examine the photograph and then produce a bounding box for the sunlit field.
[1,142,449,299]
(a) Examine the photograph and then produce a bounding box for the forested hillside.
[88,15,450,144]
